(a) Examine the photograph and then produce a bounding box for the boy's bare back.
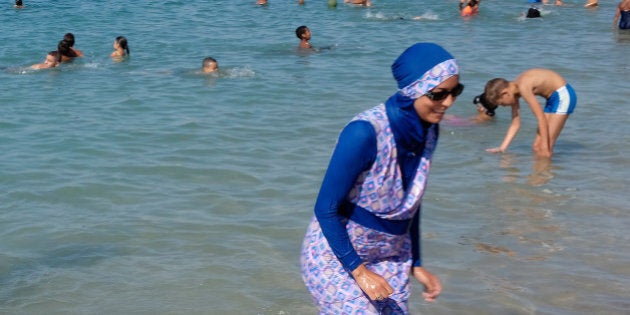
[513,68,567,100]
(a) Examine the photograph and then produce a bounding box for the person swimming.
[111,36,130,58]
[584,0,598,7]
[473,93,496,116]
[460,0,480,16]
[63,33,84,57]
[526,6,542,18]
[57,39,79,62]
[31,51,60,69]
[344,0,371,6]
[295,25,312,49]
[202,57,218,73]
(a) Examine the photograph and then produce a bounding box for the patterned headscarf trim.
[398,59,459,100]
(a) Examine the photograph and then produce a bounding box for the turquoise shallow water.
[1,1,629,314]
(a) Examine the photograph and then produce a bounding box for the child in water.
[459,0,480,16]
[295,25,312,49]
[202,57,218,73]
[481,68,576,157]
[442,93,494,126]
[31,51,60,69]
[111,36,130,58]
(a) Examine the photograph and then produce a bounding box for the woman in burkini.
[110,36,130,58]
[613,0,630,29]
[301,43,463,314]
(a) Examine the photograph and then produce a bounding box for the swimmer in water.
[202,57,218,74]
[14,0,24,8]
[443,93,494,126]
[542,0,563,5]
[472,93,497,121]
[459,0,480,16]
[525,5,542,18]
[345,0,371,6]
[296,25,312,49]
[257,0,268,5]
[110,36,130,58]
[63,33,84,57]
[584,0,598,7]
[57,39,78,62]
[31,51,60,69]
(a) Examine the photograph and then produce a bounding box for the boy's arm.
[487,104,520,153]
[521,90,551,157]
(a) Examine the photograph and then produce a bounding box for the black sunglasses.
[424,83,464,101]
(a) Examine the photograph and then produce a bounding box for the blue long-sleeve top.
[314,109,430,272]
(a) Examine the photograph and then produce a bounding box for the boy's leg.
[532,132,542,153]
[544,113,569,152]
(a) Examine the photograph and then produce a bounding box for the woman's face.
[413,75,460,124]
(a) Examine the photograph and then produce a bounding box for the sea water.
[0,1,628,314]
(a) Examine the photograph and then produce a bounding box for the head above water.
[295,25,309,40]
[202,57,218,73]
[114,36,130,55]
[57,39,77,58]
[473,93,496,116]
[45,51,60,67]
[63,33,76,47]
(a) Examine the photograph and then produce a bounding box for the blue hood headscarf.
[385,43,459,154]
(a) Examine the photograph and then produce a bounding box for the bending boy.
[482,68,577,157]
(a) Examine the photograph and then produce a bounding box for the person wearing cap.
[300,42,463,314]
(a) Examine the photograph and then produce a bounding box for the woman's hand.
[351,263,394,301]
[412,266,442,302]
